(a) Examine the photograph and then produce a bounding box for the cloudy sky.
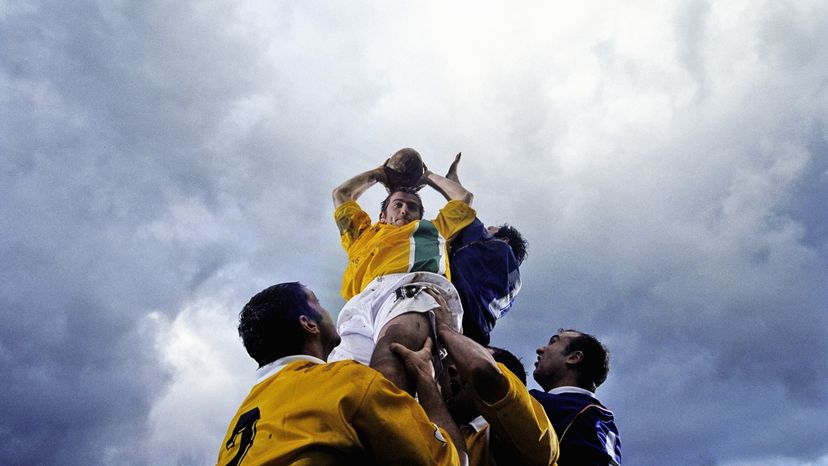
[2,1,827,464]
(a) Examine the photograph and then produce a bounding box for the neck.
[542,373,582,392]
[300,340,327,362]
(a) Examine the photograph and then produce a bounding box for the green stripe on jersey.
[410,220,443,274]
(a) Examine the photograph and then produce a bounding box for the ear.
[299,315,320,335]
[379,211,387,223]
[565,350,583,366]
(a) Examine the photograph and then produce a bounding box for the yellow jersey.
[217,356,460,466]
[335,200,476,300]
[464,364,559,466]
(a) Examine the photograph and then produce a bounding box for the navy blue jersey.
[530,389,621,466]
[449,218,521,345]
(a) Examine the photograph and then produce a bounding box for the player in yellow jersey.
[216,281,466,466]
[424,289,559,466]
[328,148,477,395]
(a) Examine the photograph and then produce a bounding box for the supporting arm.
[427,289,508,404]
[391,338,469,465]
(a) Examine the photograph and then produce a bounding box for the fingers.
[424,288,450,314]
[390,337,433,358]
[423,287,446,305]
[424,289,453,331]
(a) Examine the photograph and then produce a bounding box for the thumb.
[389,342,411,357]
[421,337,433,354]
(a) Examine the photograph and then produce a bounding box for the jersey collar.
[464,415,489,433]
[255,354,326,384]
[548,385,596,397]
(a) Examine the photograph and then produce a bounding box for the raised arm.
[422,167,473,206]
[427,289,508,404]
[332,166,388,208]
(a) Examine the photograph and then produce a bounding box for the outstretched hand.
[445,152,461,184]
[390,337,435,382]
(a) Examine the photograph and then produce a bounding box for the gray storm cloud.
[2,1,826,465]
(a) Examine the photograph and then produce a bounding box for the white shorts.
[328,272,464,364]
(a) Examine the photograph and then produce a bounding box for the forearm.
[415,374,468,462]
[424,170,473,205]
[436,324,508,403]
[332,167,386,207]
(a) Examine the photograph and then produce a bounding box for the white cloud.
[145,300,253,465]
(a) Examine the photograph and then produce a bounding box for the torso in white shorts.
[328,271,464,364]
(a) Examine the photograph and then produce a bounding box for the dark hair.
[380,189,424,218]
[561,328,610,391]
[238,282,322,367]
[488,346,527,386]
[492,224,528,265]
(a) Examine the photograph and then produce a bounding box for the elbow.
[468,360,505,390]
[332,186,349,205]
[462,192,473,205]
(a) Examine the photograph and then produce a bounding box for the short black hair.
[380,189,424,217]
[561,329,610,391]
[488,346,527,385]
[492,224,528,265]
[238,282,322,367]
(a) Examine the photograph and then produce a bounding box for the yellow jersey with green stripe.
[217,356,461,466]
[335,199,476,300]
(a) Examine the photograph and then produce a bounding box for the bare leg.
[370,312,431,395]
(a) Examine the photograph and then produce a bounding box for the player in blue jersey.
[444,153,528,345]
[530,329,622,466]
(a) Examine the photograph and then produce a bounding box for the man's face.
[303,287,341,357]
[437,354,477,424]
[380,191,423,226]
[533,331,579,391]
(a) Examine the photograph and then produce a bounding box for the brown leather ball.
[384,148,425,190]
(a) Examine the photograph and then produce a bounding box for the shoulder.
[323,359,379,378]
[283,360,381,389]
[530,389,604,417]
[436,199,476,219]
[475,364,536,413]
[452,218,487,246]
[335,200,368,218]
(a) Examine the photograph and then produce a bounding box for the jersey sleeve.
[352,372,461,466]
[432,200,476,242]
[475,364,559,466]
[334,200,372,251]
[451,218,488,250]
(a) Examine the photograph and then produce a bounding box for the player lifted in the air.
[328,148,476,394]
[444,153,528,345]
